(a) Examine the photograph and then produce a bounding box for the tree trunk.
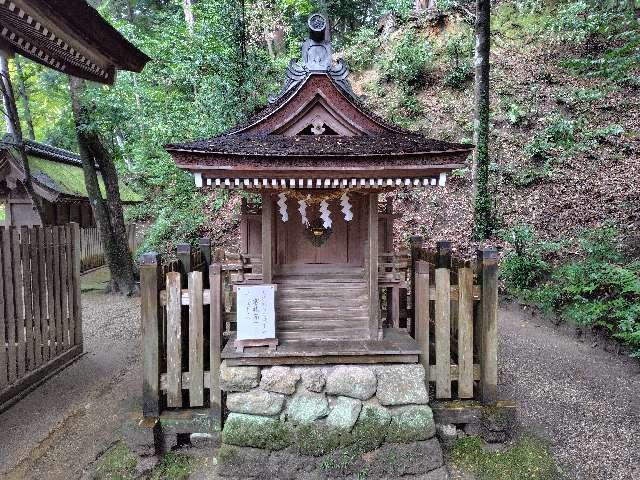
[14,57,35,141]
[68,75,138,295]
[472,0,492,240]
[183,0,195,33]
[0,54,43,222]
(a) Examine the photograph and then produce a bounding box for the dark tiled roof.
[167,133,473,157]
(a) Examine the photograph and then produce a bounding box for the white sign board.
[236,285,276,341]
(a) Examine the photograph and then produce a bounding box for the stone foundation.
[220,362,441,457]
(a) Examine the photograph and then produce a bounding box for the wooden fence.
[0,223,83,412]
[80,224,137,272]
[139,239,499,433]
[413,248,498,403]
[140,240,222,433]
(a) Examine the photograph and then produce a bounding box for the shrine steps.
[274,276,369,341]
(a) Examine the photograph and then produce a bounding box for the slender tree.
[14,57,36,141]
[472,0,492,239]
[69,76,138,295]
[183,0,195,33]
[0,54,43,222]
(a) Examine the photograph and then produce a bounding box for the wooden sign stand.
[234,284,278,353]
[234,338,279,353]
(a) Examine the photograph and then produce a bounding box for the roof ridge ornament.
[268,13,356,104]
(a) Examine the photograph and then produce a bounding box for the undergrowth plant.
[381,29,434,90]
[501,224,640,357]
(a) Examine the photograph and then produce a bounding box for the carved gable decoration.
[227,13,401,138]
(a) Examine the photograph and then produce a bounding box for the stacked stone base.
[218,362,448,479]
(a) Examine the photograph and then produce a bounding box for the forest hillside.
[5,0,639,354]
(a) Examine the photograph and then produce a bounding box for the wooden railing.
[79,224,137,272]
[0,223,83,412]
[140,244,223,433]
[139,239,499,429]
[413,246,498,403]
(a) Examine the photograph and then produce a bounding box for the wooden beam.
[261,193,273,284]
[414,260,430,385]
[479,248,498,404]
[368,193,379,340]
[140,252,161,417]
[209,264,223,431]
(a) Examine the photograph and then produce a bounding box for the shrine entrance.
[275,193,365,275]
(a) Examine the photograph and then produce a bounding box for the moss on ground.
[221,413,292,450]
[93,442,137,480]
[149,453,204,480]
[449,434,564,480]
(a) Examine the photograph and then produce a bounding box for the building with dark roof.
[0,138,141,226]
[165,13,473,361]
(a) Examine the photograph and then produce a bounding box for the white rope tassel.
[319,200,332,229]
[277,192,288,222]
[298,198,309,226]
[340,192,353,221]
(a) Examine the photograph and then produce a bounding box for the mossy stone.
[221,413,291,450]
[285,392,329,424]
[386,405,436,443]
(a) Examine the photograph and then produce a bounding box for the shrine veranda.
[138,13,513,463]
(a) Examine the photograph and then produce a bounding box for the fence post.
[436,240,452,269]
[176,243,191,285]
[414,260,430,387]
[140,252,161,417]
[478,248,498,404]
[409,235,423,338]
[70,223,83,349]
[435,263,451,399]
[209,263,223,431]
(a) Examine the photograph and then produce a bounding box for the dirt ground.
[0,288,639,479]
[0,285,141,480]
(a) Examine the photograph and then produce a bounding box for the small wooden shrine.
[0,139,141,226]
[166,13,473,364]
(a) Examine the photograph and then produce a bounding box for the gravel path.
[0,290,141,480]
[1,292,638,480]
[499,303,640,480]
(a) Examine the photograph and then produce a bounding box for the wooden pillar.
[409,235,423,338]
[368,193,379,339]
[436,240,452,269]
[261,193,273,284]
[209,263,223,431]
[70,223,82,348]
[140,252,161,417]
[478,247,498,404]
[414,260,430,385]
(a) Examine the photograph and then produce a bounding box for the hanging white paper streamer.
[319,200,332,228]
[340,192,353,221]
[298,199,309,226]
[277,192,288,222]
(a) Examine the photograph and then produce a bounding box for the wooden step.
[278,319,369,330]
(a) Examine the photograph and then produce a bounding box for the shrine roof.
[166,13,473,184]
[0,0,149,84]
[168,133,472,159]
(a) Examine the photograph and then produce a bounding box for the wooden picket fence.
[413,246,498,403]
[80,224,137,272]
[140,240,222,433]
[0,223,83,412]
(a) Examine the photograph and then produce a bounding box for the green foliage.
[381,30,434,89]
[343,28,381,71]
[94,442,137,480]
[450,434,563,480]
[502,225,640,357]
[526,113,576,161]
[442,27,474,90]
[504,102,527,125]
[555,87,607,106]
[149,453,204,480]
[550,1,640,83]
[500,225,553,292]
